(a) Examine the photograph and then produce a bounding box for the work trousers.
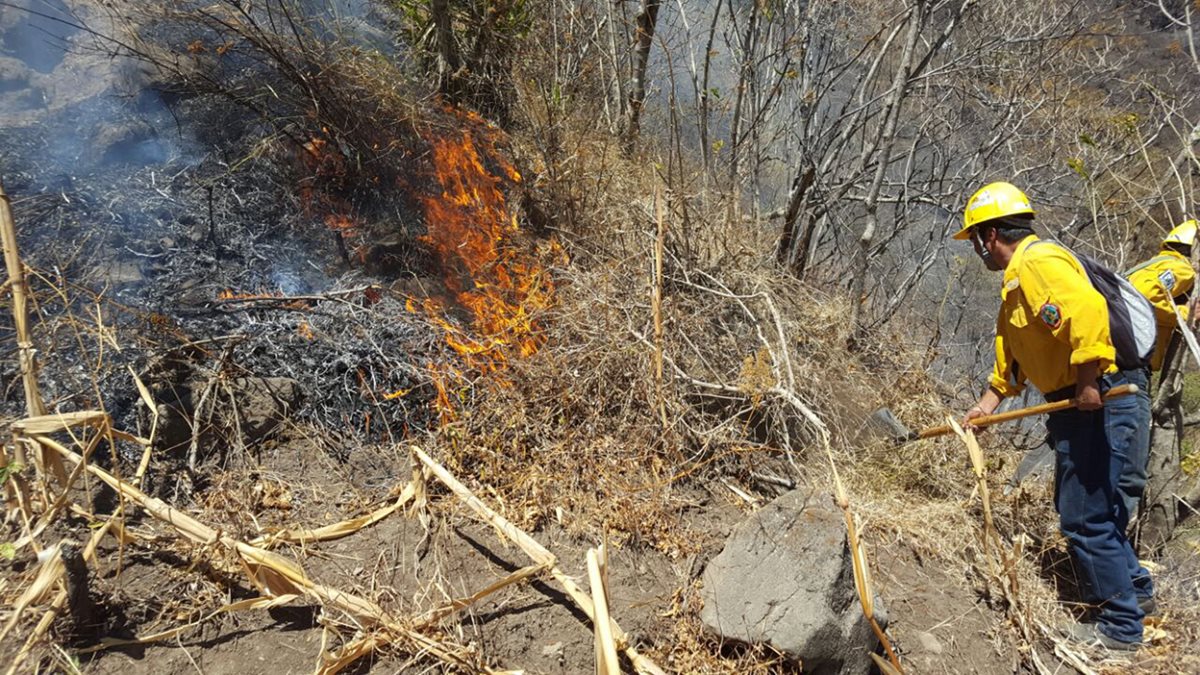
[1046,368,1151,644]
[1113,365,1152,528]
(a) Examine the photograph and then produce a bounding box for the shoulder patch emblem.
[1039,302,1062,330]
[1158,269,1177,291]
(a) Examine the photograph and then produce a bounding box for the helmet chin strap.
[975,240,1002,271]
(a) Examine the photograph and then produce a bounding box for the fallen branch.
[588,546,619,675]
[250,482,417,548]
[412,446,668,675]
[38,432,489,673]
[416,563,548,627]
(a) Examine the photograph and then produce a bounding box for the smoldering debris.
[0,17,446,478]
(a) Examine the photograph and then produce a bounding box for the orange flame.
[415,112,559,376]
[324,212,367,263]
[299,135,367,260]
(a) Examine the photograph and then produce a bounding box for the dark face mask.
[972,232,1002,271]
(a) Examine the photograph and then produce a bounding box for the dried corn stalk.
[413,445,668,675]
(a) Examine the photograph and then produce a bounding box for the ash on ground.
[0,1,453,490]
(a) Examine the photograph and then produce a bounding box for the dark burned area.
[0,16,488,493]
[0,4,597,668]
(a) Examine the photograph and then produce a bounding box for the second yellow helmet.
[1164,219,1198,248]
[954,182,1035,240]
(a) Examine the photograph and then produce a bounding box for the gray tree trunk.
[1141,339,1186,553]
[1141,392,1183,552]
[622,0,661,153]
[432,0,460,98]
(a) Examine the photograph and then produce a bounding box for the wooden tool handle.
[917,383,1139,440]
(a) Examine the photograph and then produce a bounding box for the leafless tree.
[621,0,662,152]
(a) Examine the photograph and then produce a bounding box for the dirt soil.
[874,544,1007,674]
[20,426,1035,675]
[61,432,696,674]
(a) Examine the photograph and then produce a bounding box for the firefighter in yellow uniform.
[1120,221,1196,553]
[956,181,1149,649]
[1126,221,1197,371]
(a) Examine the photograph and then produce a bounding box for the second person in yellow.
[1126,220,1197,371]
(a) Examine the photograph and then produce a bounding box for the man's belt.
[1044,369,1147,404]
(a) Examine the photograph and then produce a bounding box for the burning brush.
[406,109,564,415]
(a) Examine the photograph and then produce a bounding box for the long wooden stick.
[1165,285,1200,366]
[948,418,999,555]
[588,547,619,675]
[652,187,668,431]
[912,383,1138,440]
[0,177,62,501]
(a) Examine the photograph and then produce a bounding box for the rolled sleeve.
[1023,251,1115,372]
[1069,343,1116,367]
[989,373,1024,398]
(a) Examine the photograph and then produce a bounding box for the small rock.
[90,117,165,166]
[540,641,563,657]
[915,630,944,655]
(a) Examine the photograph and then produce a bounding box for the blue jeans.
[1047,369,1150,643]
[1113,367,1152,526]
[1113,368,1154,602]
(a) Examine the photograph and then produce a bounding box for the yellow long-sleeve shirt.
[1127,248,1195,371]
[990,236,1117,397]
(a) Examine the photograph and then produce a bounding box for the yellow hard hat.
[954,182,1035,240]
[1164,219,1198,248]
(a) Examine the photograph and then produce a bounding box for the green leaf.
[1066,157,1089,179]
[0,462,24,485]
[1078,133,1096,147]
[0,543,13,561]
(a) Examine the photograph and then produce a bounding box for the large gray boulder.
[700,489,883,674]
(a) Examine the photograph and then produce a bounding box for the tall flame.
[415,110,559,375]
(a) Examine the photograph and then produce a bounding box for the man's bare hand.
[962,406,988,433]
[1074,381,1102,411]
[1074,360,1102,411]
[962,387,1004,432]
